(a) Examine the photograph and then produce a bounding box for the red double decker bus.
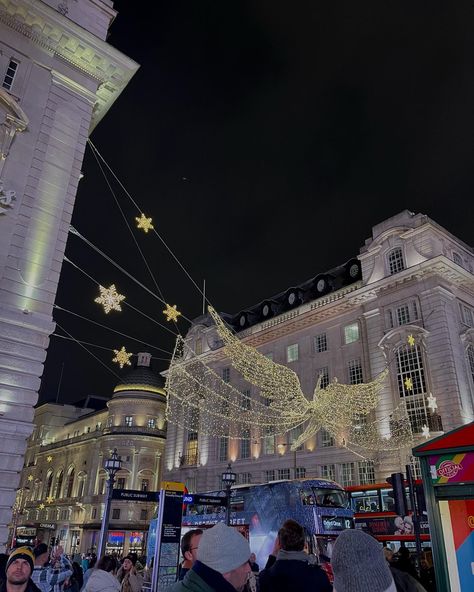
[346,481,431,549]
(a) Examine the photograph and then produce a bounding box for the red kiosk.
[413,421,474,592]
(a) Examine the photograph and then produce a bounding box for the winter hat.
[7,547,34,574]
[197,522,251,574]
[332,529,396,592]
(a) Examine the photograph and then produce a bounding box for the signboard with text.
[428,452,474,485]
[112,489,160,502]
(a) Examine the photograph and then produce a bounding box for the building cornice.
[0,0,139,130]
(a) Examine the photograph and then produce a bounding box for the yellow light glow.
[163,304,182,322]
[136,213,154,233]
[112,346,133,368]
[95,284,125,314]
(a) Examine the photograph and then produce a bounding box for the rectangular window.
[240,429,250,459]
[348,358,364,384]
[2,59,18,90]
[278,468,290,480]
[218,437,228,462]
[460,303,474,327]
[263,427,275,455]
[286,344,299,363]
[125,416,133,427]
[396,344,427,398]
[289,425,304,450]
[186,432,199,465]
[397,304,410,326]
[295,467,306,479]
[340,462,355,487]
[222,367,230,383]
[91,507,97,519]
[321,464,336,481]
[358,461,375,485]
[116,477,126,489]
[265,469,275,482]
[344,322,359,344]
[453,252,463,267]
[388,248,405,275]
[316,367,329,389]
[141,479,149,492]
[468,346,474,387]
[111,508,121,520]
[241,389,251,410]
[238,472,252,485]
[140,509,148,521]
[314,333,328,353]
[147,418,156,429]
[321,429,335,447]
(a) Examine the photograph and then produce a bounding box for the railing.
[102,426,166,438]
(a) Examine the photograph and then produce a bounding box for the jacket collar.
[192,561,237,592]
[276,550,310,562]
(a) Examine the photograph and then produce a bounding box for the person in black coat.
[259,520,332,592]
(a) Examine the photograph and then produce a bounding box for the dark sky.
[39,0,474,404]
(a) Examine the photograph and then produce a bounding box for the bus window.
[231,496,244,512]
[312,488,348,508]
[299,485,315,505]
[381,488,395,512]
[351,490,380,512]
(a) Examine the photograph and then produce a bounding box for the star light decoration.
[95,284,125,314]
[163,303,182,322]
[112,346,133,368]
[135,213,154,233]
[421,425,431,439]
[407,334,416,347]
[46,496,54,504]
[404,377,413,391]
[38,503,45,510]
[47,456,53,463]
[27,474,34,482]
[165,306,414,455]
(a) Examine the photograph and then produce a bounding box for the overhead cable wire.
[51,333,170,362]
[54,321,123,381]
[53,304,173,355]
[63,255,183,336]
[87,139,213,310]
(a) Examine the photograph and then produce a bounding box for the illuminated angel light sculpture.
[165,306,414,454]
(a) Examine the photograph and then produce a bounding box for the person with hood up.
[83,557,119,592]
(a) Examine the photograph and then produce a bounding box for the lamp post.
[97,449,122,558]
[221,463,236,526]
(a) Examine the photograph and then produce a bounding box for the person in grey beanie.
[170,522,251,592]
[332,529,397,592]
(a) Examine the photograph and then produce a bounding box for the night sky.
[39,0,474,404]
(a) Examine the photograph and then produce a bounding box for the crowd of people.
[0,546,145,592]
[0,524,436,592]
[174,521,436,592]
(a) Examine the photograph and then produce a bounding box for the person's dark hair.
[72,562,84,589]
[123,555,137,566]
[398,547,410,560]
[88,556,97,570]
[96,556,117,573]
[180,529,203,556]
[33,543,49,559]
[278,519,305,552]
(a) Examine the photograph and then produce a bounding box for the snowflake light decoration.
[27,475,34,482]
[95,284,125,314]
[112,346,133,368]
[46,496,54,504]
[163,303,182,322]
[404,377,413,391]
[427,393,438,412]
[136,213,154,233]
[46,456,53,463]
[421,425,430,439]
[407,334,416,347]
[38,503,45,510]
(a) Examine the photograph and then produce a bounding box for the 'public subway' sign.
[112,489,160,502]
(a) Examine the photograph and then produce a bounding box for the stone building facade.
[0,0,138,550]
[164,211,474,493]
[13,353,166,555]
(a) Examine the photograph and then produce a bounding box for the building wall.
[0,0,138,550]
[15,387,166,555]
[164,211,474,492]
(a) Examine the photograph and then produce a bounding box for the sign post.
[151,482,185,591]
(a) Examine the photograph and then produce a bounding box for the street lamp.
[97,449,122,558]
[221,463,236,526]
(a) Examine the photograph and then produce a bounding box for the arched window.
[77,473,87,498]
[44,471,53,498]
[54,470,64,499]
[388,248,405,275]
[66,468,75,498]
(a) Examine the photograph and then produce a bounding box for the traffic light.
[386,472,407,517]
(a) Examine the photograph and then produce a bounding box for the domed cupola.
[113,352,166,401]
